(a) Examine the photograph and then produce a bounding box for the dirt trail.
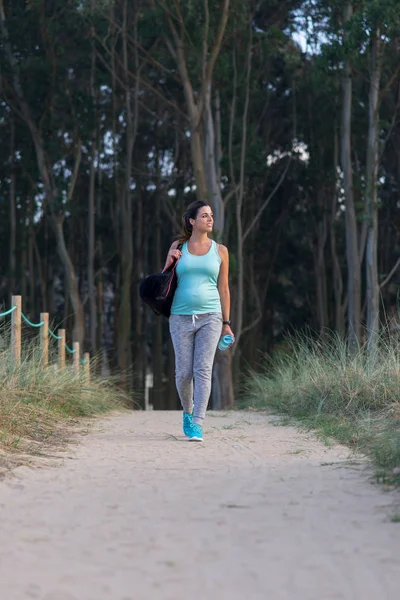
[0,411,399,600]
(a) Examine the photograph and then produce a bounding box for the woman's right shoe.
[182,412,193,437]
[188,423,203,442]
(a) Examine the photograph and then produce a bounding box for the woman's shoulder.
[216,242,228,256]
[170,239,183,249]
[214,241,228,263]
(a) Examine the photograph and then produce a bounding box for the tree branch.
[197,0,230,124]
[228,47,238,196]
[203,0,210,83]
[159,1,198,122]
[243,157,291,243]
[379,80,400,161]
[67,138,82,203]
[94,40,188,121]
[223,185,240,206]
[380,257,400,289]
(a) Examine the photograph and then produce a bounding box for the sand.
[0,410,399,600]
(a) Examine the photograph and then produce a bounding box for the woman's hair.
[178,200,209,244]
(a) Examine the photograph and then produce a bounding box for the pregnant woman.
[164,200,234,442]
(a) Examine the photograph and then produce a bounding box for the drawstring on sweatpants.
[192,314,198,328]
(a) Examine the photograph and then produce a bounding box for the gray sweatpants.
[169,313,222,424]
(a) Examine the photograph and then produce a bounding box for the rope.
[49,328,62,341]
[0,306,17,318]
[1,305,86,364]
[21,313,44,328]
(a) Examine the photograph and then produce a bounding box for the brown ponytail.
[177,200,209,245]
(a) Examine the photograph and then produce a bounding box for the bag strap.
[172,242,183,265]
[162,242,183,273]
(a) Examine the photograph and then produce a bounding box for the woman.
[164,200,234,442]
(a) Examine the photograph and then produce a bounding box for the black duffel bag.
[139,246,181,318]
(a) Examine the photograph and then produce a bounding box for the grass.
[0,331,128,458]
[240,331,400,483]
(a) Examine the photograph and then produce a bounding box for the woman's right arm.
[163,240,182,271]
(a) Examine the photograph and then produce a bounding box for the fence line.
[0,296,90,379]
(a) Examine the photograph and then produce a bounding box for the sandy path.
[0,411,399,600]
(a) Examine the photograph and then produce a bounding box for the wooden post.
[40,312,49,367]
[73,342,80,372]
[58,329,66,369]
[11,295,21,367]
[83,352,90,381]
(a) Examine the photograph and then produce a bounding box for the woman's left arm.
[218,245,234,340]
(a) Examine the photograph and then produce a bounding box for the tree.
[341,1,361,350]
[0,0,85,348]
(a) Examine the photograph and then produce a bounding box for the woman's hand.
[164,247,182,271]
[221,324,235,345]
[168,248,182,262]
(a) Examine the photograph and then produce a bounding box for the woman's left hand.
[221,324,235,345]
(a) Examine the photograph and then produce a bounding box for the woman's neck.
[190,232,209,244]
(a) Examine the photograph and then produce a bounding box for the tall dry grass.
[0,330,127,454]
[242,331,400,478]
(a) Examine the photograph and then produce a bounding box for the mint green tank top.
[171,240,222,315]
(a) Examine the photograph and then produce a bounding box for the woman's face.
[190,205,214,233]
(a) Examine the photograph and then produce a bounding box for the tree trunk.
[234,25,252,347]
[28,196,35,316]
[54,217,85,348]
[117,0,139,381]
[88,0,97,354]
[341,2,361,351]
[96,143,104,362]
[204,83,224,234]
[330,127,345,335]
[365,27,381,353]
[9,117,17,296]
[314,212,329,334]
[151,185,164,410]
[133,177,145,407]
[33,224,46,312]
[88,139,97,353]
[21,245,27,307]
[190,126,209,204]
[212,349,234,410]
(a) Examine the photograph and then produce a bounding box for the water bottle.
[218,335,234,351]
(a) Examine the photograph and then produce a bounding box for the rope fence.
[21,313,45,328]
[0,295,90,379]
[0,306,17,318]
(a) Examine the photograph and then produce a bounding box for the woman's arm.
[218,245,234,340]
[163,240,181,271]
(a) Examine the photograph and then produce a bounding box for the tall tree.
[365,23,381,352]
[0,0,85,347]
[156,0,230,234]
[341,1,361,350]
[88,0,98,354]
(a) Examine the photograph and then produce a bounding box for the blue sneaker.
[188,423,203,442]
[182,412,193,437]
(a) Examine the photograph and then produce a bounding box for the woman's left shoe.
[188,423,203,442]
